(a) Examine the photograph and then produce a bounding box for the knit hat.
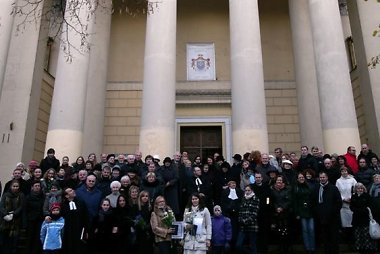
[50,202,61,211]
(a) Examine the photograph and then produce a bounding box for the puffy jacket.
[40,217,65,250]
[211,215,232,246]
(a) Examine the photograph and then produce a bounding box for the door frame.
[176,117,232,163]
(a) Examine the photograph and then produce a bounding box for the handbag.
[367,207,380,239]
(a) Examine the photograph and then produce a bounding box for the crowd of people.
[0,144,380,254]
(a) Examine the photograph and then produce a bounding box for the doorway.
[180,126,222,162]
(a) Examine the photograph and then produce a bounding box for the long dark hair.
[186,192,206,211]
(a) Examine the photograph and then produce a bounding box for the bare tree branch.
[10,0,160,61]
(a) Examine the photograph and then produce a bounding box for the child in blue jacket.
[211,205,232,254]
[40,203,65,254]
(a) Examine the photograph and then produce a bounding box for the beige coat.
[150,207,173,243]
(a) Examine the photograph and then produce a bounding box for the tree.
[364,0,380,68]
[10,0,158,60]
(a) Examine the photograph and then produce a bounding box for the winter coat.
[159,165,180,215]
[238,195,259,232]
[355,167,375,190]
[220,188,244,217]
[141,179,164,205]
[358,149,379,165]
[336,175,357,201]
[298,154,318,173]
[292,182,313,218]
[311,182,342,225]
[211,215,232,247]
[0,190,25,237]
[40,217,65,250]
[150,206,174,243]
[40,156,60,174]
[350,192,372,227]
[344,153,358,174]
[183,207,212,251]
[25,190,44,221]
[75,184,102,222]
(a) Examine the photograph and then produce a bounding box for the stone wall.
[33,72,54,160]
[104,81,301,155]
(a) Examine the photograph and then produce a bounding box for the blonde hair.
[138,190,151,211]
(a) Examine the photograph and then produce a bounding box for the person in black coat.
[298,146,319,174]
[159,157,180,216]
[25,181,44,254]
[4,169,30,196]
[350,183,377,254]
[252,172,273,254]
[60,187,89,254]
[141,172,164,205]
[214,162,236,206]
[40,148,60,174]
[311,172,342,254]
[92,198,114,254]
[220,180,244,251]
[113,194,134,254]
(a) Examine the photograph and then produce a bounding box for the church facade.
[0,0,379,179]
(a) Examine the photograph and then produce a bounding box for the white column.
[288,0,323,149]
[229,0,268,154]
[308,0,360,154]
[82,0,112,157]
[347,0,380,152]
[139,0,177,157]
[45,0,94,160]
[0,1,48,181]
[0,0,16,100]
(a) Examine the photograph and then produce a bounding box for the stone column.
[288,0,323,149]
[139,0,177,157]
[0,0,16,99]
[82,0,112,157]
[229,0,268,154]
[0,1,48,180]
[308,0,360,154]
[347,0,380,152]
[45,1,94,160]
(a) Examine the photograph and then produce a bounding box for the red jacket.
[344,153,358,174]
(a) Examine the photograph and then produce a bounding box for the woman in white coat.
[336,166,357,240]
[183,193,212,254]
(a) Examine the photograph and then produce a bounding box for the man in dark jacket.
[298,146,319,174]
[252,172,272,254]
[40,148,60,174]
[311,172,342,254]
[358,143,379,166]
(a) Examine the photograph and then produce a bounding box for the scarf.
[244,192,255,199]
[319,182,328,203]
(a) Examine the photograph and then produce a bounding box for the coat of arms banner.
[187,43,216,81]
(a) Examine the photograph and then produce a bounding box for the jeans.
[301,217,316,251]
[235,231,257,254]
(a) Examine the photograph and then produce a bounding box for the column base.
[233,128,269,154]
[45,129,83,160]
[323,128,361,155]
[139,128,174,158]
